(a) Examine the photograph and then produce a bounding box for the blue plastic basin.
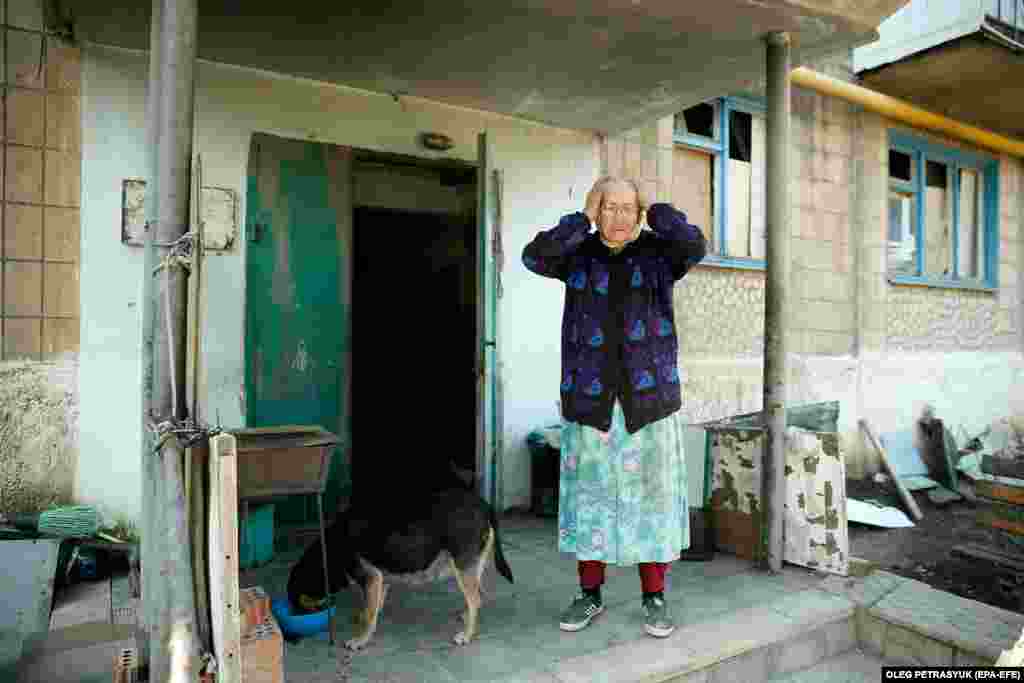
[270,597,337,639]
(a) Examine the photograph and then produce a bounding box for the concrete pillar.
[762,31,792,573]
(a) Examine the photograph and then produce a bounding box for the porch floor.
[241,512,875,682]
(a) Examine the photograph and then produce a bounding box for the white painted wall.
[80,45,602,520]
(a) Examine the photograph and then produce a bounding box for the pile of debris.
[957,417,1024,541]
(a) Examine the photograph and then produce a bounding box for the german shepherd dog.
[287,469,514,650]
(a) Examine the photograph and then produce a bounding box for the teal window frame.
[886,131,1000,291]
[674,95,768,271]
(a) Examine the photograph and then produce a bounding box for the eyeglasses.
[601,204,638,217]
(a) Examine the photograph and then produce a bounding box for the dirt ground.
[846,478,1024,614]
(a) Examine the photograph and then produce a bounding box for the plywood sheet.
[708,426,849,575]
[671,145,712,235]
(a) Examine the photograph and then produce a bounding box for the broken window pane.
[889,150,913,182]
[729,110,752,162]
[887,191,917,276]
[957,168,986,280]
[923,160,952,278]
[724,114,765,259]
[675,102,717,140]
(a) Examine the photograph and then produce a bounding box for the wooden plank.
[981,516,1024,536]
[859,419,924,522]
[952,544,1024,573]
[975,479,1024,505]
[208,433,241,683]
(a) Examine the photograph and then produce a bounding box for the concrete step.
[768,650,887,683]
[549,586,859,682]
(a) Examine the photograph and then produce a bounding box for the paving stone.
[856,611,886,657]
[883,624,953,667]
[770,628,827,676]
[822,617,857,658]
[869,575,1024,661]
[768,649,885,683]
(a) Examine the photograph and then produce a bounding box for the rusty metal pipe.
[791,67,1024,158]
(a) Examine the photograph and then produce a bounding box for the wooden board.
[208,433,241,683]
[707,427,848,574]
[859,419,923,522]
[952,543,1024,573]
[974,479,1024,505]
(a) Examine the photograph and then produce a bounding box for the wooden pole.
[858,419,924,522]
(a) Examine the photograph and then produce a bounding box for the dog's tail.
[488,503,514,584]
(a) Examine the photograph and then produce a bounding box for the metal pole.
[151,0,197,423]
[762,31,791,573]
[145,0,201,680]
[139,0,164,672]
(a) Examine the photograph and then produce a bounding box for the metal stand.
[316,493,335,645]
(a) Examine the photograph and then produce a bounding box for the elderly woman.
[522,176,706,638]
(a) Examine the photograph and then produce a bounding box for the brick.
[794,238,833,270]
[801,270,852,302]
[41,317,77,358]
[4,260,42,315]
[240,586,271,637]
[822,152,849,185]
[3,316,41,358]
[4,202,43,259]
[820,210,845,243]
[45,94,81,152]
[821,181,851,215]
[45,38,81,93]
[240,615,284,683]
[798,178,816,209]
[44,150,80,207]
[7,28,44,88]
[798,301,854,332]
[832,239,852,273]
[7,88,45,146]
[44,207,79,261]
[805,330,855,355]
[6,145,43,203]
[864,245,888,273]
[43,262,78,317]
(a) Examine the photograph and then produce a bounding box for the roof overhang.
[859,29,1024,141]
[61,0,908,134]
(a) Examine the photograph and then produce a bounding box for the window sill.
[698,256,766,272]
[887,275,996,293]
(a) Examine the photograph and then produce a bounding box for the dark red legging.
[578,560,669,593]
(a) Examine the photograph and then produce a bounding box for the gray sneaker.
[643,595,674,637]
[559,593,604,632]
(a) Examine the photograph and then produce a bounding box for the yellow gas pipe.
[791,67,1024,159]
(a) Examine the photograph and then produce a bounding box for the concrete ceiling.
[859,32,1024,141]
[62,0,907,134]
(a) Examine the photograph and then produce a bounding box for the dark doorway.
[351,201,478,508]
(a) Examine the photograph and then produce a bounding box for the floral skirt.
[558,401,689,564]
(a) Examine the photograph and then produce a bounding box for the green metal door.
[244,134,352,524]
